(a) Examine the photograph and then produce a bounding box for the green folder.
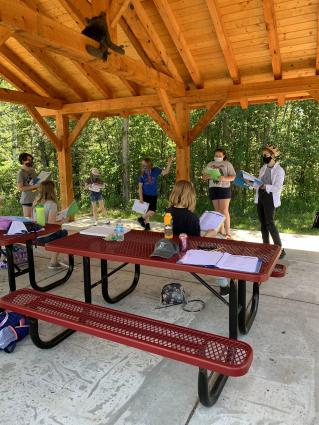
[67,200,79,216]
[205,167,221,181]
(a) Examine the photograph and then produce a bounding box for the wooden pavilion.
[0,0,318,208]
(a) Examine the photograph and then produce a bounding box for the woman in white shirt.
[254,145,286,258]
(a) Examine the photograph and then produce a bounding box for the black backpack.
[312,211,319,228]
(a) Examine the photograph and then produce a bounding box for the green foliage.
[0,91,319,234]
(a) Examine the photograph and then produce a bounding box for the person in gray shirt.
[16,152,39,218]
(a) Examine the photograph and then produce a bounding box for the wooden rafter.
[0,0,185,96]
[91,0,107,17]
[0,87,62,108]
[130,0,183,82]
[277,95,285,107]
[71,61,113,98]
[0,62,36,93]
[239,97,248,109]
[262,0,282,80]
[153,0,203,88]
[0,27,11,46]
[205,0,240,84]
[189,100,225,143]
[55,0,88,29]
[120,78,140,96]
[26,106,62,149]
[0,44,60,98]
[157,88,181,144]
[17,39,88,101]
[316,1,319,75]
[110,0,131,28]
[146,107,175,141]
[68,112,92,147]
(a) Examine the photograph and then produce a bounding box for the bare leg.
[212,200,224,234]
[219,198,231,237]
[50,252,59,266]
[23,205,32,218]
[92,202,98,222]
[98,199,107,216]
[143,210,155,224]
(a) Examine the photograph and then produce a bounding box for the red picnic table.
[0,224,74,293]
[46,229,281,340]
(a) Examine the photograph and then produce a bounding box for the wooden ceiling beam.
[157,88,181,144]
[0,62,36,93]
[239,97,249,109]
[110,0,131,28]
[146,107,175,140]
[205,0,240,85]
[91,0,107,17]
[55,0,88,28]
[0,87,62,108]
[120,78,140,96]
[68,112,92,147]
[0,27,11,46]
[262,0,282,80]
[0,0,185,96]
[316,2,319,75]
[153,0,203,88]
[130,0,183,83]
[189,100,225,143]
[26,106,62,149]
[277,95,285,107]
[71,61,113,98]
[0,44,61,98]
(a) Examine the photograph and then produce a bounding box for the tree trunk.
[122,117,130,202]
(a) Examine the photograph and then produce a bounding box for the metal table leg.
[29,317,75,349]
[238,280,260,335]
[101,260,140,304]
[83,256,92,303]
[5,244,17,292]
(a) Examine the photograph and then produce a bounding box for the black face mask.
[262,156,272,164]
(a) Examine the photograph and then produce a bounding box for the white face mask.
[214,156,224,163]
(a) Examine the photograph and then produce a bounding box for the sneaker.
[105,220,111,225]
[137,217,146,228]
[219,286,230,297]
[144,223,151,231]
[93,221,98,226]
[48,262,68,270]
[279,249,286,259]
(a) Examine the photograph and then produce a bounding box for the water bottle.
[35,204,45,227]
[164,213,173,239]
[115,220,125,242]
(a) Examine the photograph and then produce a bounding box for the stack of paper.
[234,170,263,189]
[200,211,225,232]
[80,225,130,237]
[32,171,51,185]
[178,249,260,273]
[132,199,149,214]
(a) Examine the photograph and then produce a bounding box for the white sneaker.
[48,262,68,270]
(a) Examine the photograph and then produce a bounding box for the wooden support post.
[56,114,74,210]
[175,102,190,181]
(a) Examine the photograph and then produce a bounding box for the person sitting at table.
[33,180,68,270]
[168,180,230,297]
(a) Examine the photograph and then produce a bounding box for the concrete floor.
[0,223,318,425]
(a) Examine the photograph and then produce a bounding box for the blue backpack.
[0,311,29,353]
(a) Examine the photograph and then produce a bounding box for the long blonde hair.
[34,180,57,206]
[169,180,196,212]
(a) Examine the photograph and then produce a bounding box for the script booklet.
[31,171,51,185]
[132,199,149,214]
[205,167,221,181]
[178,250,261,273]
[200,211,225,232]
[234,170,263,189]
[56,200,79,221]
[80,225,130,237]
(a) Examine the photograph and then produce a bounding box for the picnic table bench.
[0,288,253,407]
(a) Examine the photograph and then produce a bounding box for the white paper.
[88,183,105,193]
[80,225,130,237]
[242,171,263,187]
[132,199,149,214]
[7,221,28,235]
[32,171,51,184]
[200,211,225,232]
[178,249,224,266]
[216,252,259,273]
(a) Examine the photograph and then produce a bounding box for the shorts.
[89,191,103,202]
[209,187,232,200]
[143,194,158,212]
[21,203,33,207]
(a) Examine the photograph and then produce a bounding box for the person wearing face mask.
[17,152,39,218]
[137,156,173,231]
[253,144,286,258]
[202,148,236,239]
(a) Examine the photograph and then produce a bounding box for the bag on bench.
[0,311,29,353]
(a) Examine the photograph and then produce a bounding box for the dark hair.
[214,148,227,161]
[18,152,33,164]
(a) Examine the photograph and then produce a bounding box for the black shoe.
[279,249,286,259]
[144,223,151,231]
[219,286,230,297]
[137,217,146,228]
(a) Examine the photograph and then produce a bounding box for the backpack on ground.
[0,311,29,353]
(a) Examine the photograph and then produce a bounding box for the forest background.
[1,78,318,234]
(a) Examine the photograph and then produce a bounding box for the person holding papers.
[85,168,109,225]
[137,156,173,231]
[202,148,236,239]
[33,181,68,270]
[17,152,39,218]
[252,145,286,259]
[168,181,230,296]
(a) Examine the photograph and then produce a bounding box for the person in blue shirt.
[137,156,173,230]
